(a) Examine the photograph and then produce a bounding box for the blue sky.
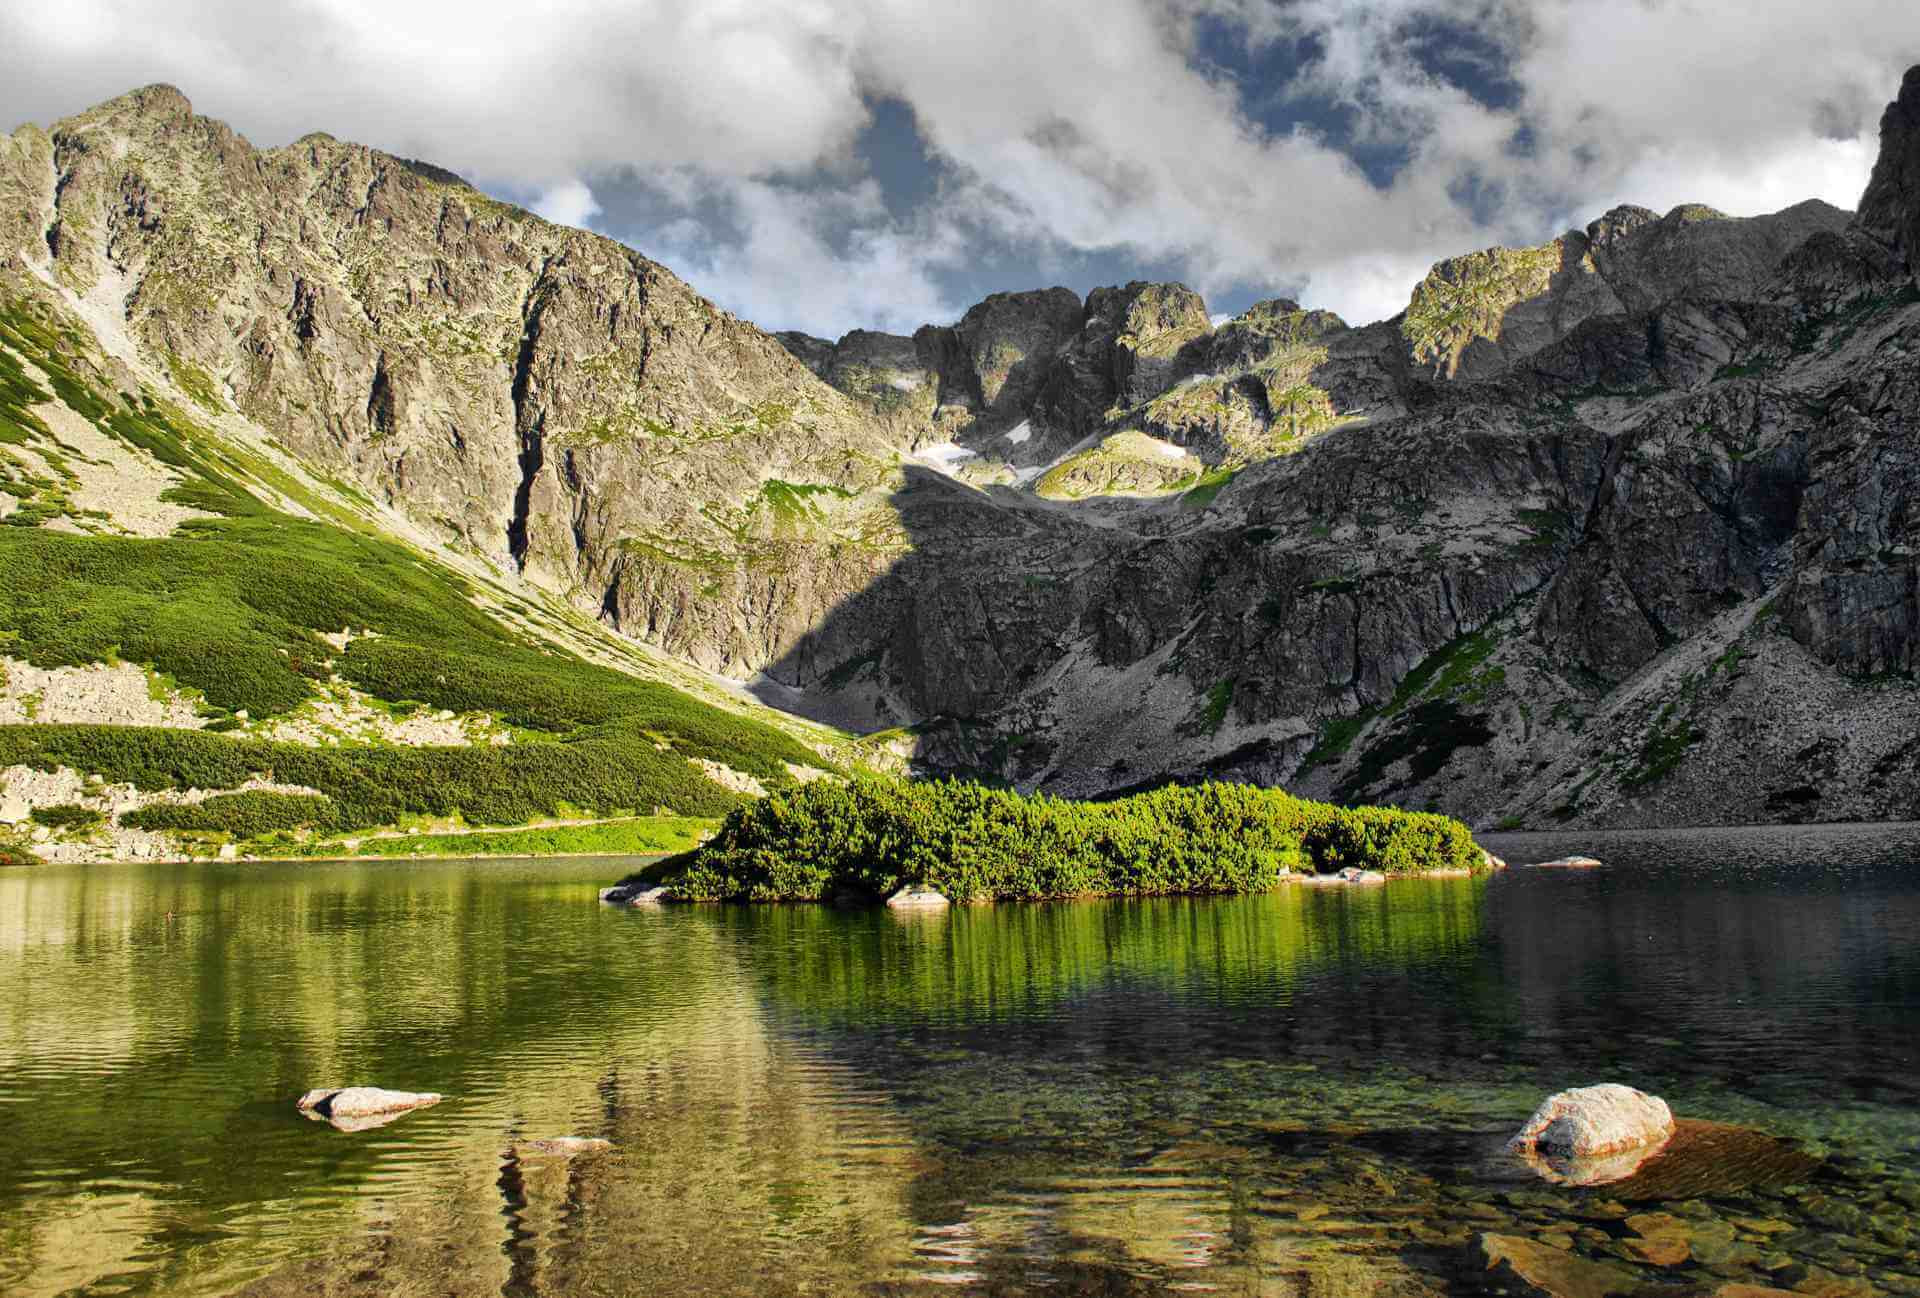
[4,1,1917,337]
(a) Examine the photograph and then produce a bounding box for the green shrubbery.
[667,777,1484,902]
[121,791,339,836]
[0,835,44,867]
[28,803,103,831]
[0,722,753,834]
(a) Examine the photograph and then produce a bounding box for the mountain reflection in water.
[1,823,1917,1295]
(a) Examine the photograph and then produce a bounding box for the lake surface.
[3,824,1919,1296]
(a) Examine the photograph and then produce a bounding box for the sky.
[2,1,1917,338]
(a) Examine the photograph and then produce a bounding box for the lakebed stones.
[297,1086,441,1132]
[1510,1084,1674,1160]
[1472,1232,1638,1298]
[1526,856,1605,869]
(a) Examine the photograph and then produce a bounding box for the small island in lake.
[613,776,1490,904]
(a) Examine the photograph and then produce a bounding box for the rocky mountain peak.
[87,82,196,123]
[1857,64,1920,280]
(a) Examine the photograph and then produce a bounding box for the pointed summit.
[1857,64,1920,276]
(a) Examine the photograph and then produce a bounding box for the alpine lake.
[3,823,1918,1296]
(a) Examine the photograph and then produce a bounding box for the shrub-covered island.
[648,777,1488,903]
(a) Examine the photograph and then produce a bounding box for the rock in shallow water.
[297,1086,442,1131]
[885,886,950,908]
[1526,856,1604,868]
[598,883,671,905]
[1509,1083,1673,1158]
[1472,1232,1637,1298]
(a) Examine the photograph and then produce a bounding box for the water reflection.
[1,825,1917,1295]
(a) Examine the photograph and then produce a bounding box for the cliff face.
[4,74,1919,830]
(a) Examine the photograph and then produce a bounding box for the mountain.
[3,71,1919,850]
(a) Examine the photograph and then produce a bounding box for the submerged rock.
[1471,1232,1637,1298]
[1526,856,1604,869]
[515,1136,613,1158]
[885,886,950,909]
[297,1086,441,1131]
[1509,1083,1673,1158]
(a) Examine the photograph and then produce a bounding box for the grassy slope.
[0,292,837,855]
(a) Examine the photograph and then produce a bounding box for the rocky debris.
[1526,856,1604,869]
[514,1136,612,1158]
[598,882,672,906]
[1509,1084,1674,1159]
[297,1086,441,1131]
[884,886,949,909]
[1471,1232,1638,1298]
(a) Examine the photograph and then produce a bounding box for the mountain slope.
[3,73,1918,844]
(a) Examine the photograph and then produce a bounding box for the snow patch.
[1005,421,1032,446]
[1152,441,1189,458]
[913,442,978,474]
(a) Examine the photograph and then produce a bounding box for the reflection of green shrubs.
[29,803,102,831]
[669,777,1485,902]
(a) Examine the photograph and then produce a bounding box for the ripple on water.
[3,840,1920,1295]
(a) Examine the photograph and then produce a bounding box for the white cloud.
[532,179,602,231]
[2,0,1917,335]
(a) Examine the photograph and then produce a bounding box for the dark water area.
[2,824,1918,1295]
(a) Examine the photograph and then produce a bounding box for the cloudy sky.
[3,1,1917,337]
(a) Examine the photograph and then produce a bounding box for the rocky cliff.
[4,72,1919,833]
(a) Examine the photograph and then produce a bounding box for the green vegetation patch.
[1333,699,1496,803]
[0,722,753,831]
[1180,466,1240,510]
[123,791,339,836]
[665,776,1485,902]
[1622,702,1703,789]
[29,803,102,832]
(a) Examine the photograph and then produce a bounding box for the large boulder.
[1508,1083,1673,1158]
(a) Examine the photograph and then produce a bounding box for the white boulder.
[1508,1083,1673,1158]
